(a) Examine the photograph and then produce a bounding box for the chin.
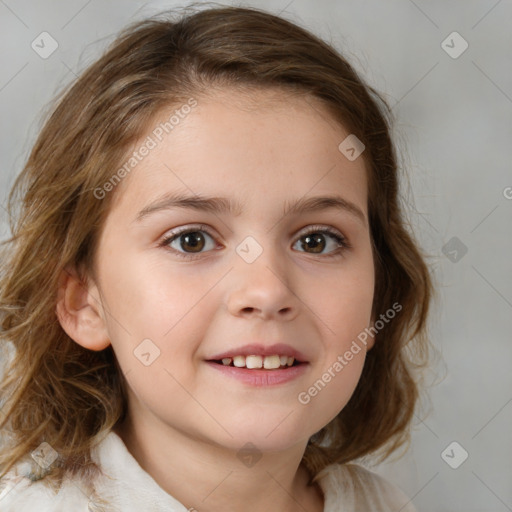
[213,421,312,455]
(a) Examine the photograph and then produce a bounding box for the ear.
[366,314,376,351]
[56,266,111,351]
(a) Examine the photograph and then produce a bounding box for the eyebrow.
[134,192,367,226]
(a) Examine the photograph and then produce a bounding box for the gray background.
[1,1,511,510]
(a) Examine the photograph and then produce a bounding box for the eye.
[159,224,350,260]
[292,225,349,259]
[159,224,217,259]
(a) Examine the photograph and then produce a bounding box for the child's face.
[88,88,374,453]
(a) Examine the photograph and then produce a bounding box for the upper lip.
[207,343,308,363]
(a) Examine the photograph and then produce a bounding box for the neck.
[113,416,324,512]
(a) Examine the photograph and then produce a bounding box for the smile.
[206,343,309,385]
[213,354,298,370]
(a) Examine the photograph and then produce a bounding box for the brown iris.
[301,233,326,254]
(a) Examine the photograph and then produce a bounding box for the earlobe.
[366,315,376,351]
[56,266,111,351]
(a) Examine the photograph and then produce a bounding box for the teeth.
[246,355,263,369]
[233,355,245,367]
[263,355,281,369]
[218,354,296,369]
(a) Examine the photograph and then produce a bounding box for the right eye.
[159,225,218,259]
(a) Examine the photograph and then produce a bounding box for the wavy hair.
[0,3,433,494]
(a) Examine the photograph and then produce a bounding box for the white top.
[0,431,417,511]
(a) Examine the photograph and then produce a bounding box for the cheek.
[294,273,373,428]
[99,250,220,374]
[100,249,200,331]
[100,262,210,414]
[296,342,367,438]
[298,320,369,433]
[317,266,374,346]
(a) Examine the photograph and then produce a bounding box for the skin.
[57,87,376,512]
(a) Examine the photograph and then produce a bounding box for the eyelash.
[159,224,351,260]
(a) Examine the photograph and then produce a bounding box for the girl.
[0,4,432,511]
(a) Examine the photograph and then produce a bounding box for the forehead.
[108,87,368,220]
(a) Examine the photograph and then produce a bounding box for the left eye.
[292,228,348,256]
[160,225,349,259]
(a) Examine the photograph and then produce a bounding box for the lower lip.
[205,361,309,386]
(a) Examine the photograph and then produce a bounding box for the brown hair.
[0,3,433,495]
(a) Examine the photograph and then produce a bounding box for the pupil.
[303,234,325,253]
[182,232,204,253]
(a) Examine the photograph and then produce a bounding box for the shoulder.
[316,462,418,512]
[0,465,90,512]
[0,430,186,512]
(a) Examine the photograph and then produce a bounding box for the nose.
[226,243,300,321]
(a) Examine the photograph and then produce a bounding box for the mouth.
[205,354,309,386]
[208,354,304,370]
[205,344,309,385]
